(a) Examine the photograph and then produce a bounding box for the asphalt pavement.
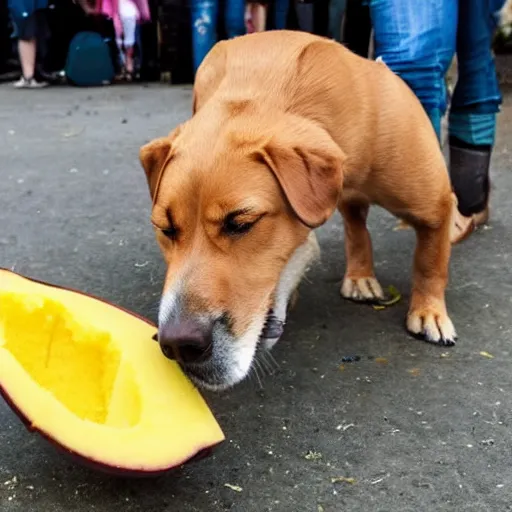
[1,82,511,512]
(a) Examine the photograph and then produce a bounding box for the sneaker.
[13,77,49,89]
[13,77,30,88]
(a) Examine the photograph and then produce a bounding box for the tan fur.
[142,31,464,354]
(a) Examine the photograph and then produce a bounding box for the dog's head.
[140,112,344,390]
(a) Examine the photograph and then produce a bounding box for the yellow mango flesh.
[0,270,224,474]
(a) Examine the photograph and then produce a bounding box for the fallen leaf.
[479,351,494,359]
[338,364,345,371]
[407,368,421,377]
[373,285,401,310]
[331,476,356,484]
[374,357,388,365]
[224,483,243,492]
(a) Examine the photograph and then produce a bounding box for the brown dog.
[140,31,468,390]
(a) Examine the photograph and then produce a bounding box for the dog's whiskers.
[257,353,274,376]
[251,360,264,389]
[262,350,280,372]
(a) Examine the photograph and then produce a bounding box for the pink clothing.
[95,0,151,39]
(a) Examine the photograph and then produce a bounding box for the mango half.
[0,269,224,475]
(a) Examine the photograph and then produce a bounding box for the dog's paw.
[406,308,457,346]
[341,276,384,302]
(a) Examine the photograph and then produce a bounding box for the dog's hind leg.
[339,200,385,302]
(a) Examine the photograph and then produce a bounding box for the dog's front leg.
[339,200,385,302]
[407,215,456,346]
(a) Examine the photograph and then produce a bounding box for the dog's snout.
[159,319,212,364]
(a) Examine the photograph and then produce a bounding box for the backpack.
[65,31,115,86]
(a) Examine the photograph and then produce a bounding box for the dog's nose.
[158,320,212,364]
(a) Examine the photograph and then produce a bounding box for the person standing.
[95,0,151,80]
[191,0,245,73]
[8,0,50,88]
[245,1,270,33]
[328,0,346,42]
[369,0,507,227]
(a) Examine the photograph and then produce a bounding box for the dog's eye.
[160,225,179,240]
[223,216,255,237]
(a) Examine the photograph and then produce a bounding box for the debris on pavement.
[341,355,361,363]
[393,219,411,231]
[224,483,243,492]
[336,423,355,432]
[331,476,356,484]
[62,127,85,138]
[407,368,421,377]
[481,439,495,446]
[479,351,494,359]
[370,474,390,485]
[374,357,389,365]
[373,285,402,310]
[4,476,18,489]
[304,450,322,461]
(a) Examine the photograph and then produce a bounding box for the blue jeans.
[273,0,290,30]
[369,0,506,145]
[329,0,347,42]
[191,0,246,73]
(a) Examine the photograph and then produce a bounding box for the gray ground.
[0,82,511,512]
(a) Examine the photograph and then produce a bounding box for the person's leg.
[18,39,37,79]
[343,0,372,57]
[121,14,137,75]
[369,0,457,140]
[313,0,329,36]
[328,0,347,42]
[294,1,313,33]
[273,0,290,29]
[190,0,219,73]
[248,3,268,32]
[12,12,48,87]
[225,0,246,37]
[448,0,506,221]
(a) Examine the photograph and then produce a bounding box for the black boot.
[449,136,491,221]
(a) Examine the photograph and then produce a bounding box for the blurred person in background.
[370,0,507,228]
[191,0,245,74]
[245,1,269,33]
[95,0,150,80]
[328,0,346,42]
[8,0,50,88]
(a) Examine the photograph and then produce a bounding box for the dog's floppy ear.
[139,126,182,199]
[258,117,345,228]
